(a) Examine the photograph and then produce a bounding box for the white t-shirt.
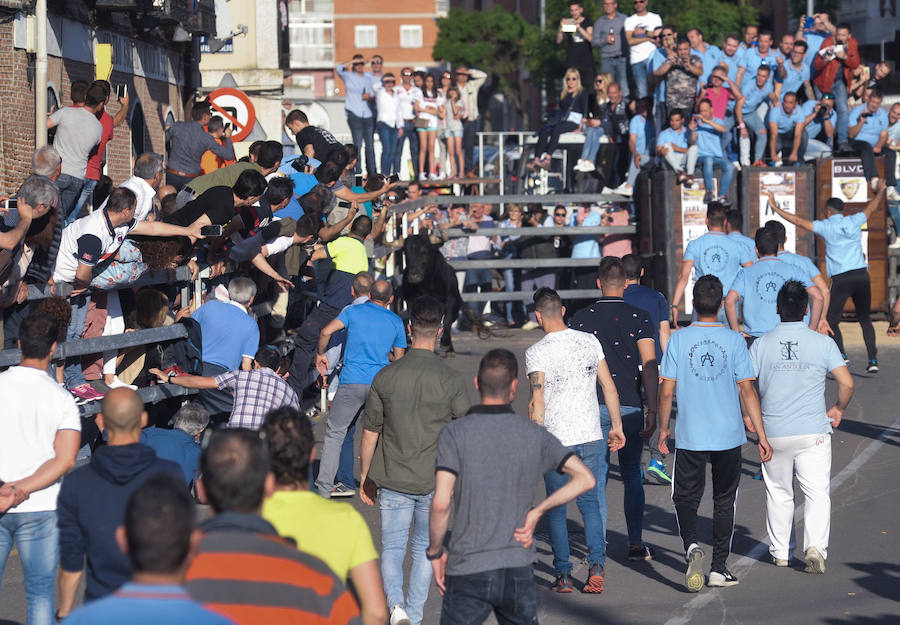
[396,85,423,121]
[525,328,605,447]
[0,366,81,512]
[53,208,136,283]
[415,91,444,126]
[97,176,157,223]
[624,12,663,64]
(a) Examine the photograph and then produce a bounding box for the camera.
[388,173,400,183]
[200,224,224,237]
[337,200,353,209]
[290,154,310,172]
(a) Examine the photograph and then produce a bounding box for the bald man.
[56,388,185,618]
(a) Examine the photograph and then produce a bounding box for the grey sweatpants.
[315,383,370,496]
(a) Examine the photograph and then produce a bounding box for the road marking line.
[662,410,900,625]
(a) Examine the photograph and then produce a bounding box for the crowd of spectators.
[549,1,899,203]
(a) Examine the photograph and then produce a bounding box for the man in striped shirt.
[186,429,362,625]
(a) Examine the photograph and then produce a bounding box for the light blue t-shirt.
[720,50,743,82]
[571,210,602,258]
[684,230,753,293]
[740,47,781,88]
[812,212,868,277]
[729,256,814,337]
[768,105,805,134]
[692,44,723,88]
[660,322,754,451]
[777,250,821,325]
[193,300,260,370]
[728,231,756,260]
[648,48,668,102]
[287,172,319,198]
[776,63,810,101]
[657,126,689,150]
[848,104,889,147]
[337,301,407,384]
[749,322,846,438]
[694,118,725,158]
[277,153,322,176]
[629,115,653,155]
[800,100,836,139]
[61,584,233,625]
[740,79,774,114]
[803,33,827,67]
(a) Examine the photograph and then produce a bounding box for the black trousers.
[852,140,897,186]
[673,446,742,572]
[827,267,877,361]
[287,302,340,394]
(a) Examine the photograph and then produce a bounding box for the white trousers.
[762,433,832,561]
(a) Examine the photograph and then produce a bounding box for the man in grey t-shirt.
[47,81,104,223]
[592,0,630,98]
[428,349,594,625]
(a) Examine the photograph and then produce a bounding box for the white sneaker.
[390,605,411,625]
[107,376,137,390]
[581,160,596,172]
[573,159,587,172]
[889,238,900,249]
[601,186,615,195]
[870,177,880,191]
[732,161,742,171]
[430,172,440,181]
[613,182,633,196]
[521,320,540,331]
[804,546,826,574]
[419,172,428,181]
[886,187,900,201]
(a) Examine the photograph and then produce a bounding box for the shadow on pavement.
[838,419,900,447]
[845,561,900,603]
[822,615,900,625]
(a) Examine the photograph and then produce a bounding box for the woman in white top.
[440,85,466,178]
[414,73,443,181]
[374,73,402,175]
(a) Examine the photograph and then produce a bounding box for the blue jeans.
[72,178,98,223]
[700,155,734,199]
[336,420,356,487]
[63,293,91,388]
[831,79,849,145]
[626,152,650,187]
[440,565,537,625]
[377,121,399,175]
[740,110,767,164]
[599,56,629,99]
[543,439,607,574]
[347,111,376,174]
[579,126,607,163]
[56,173,85,225]
[380,488,433,625]
[631,58,651,99]
[0,511,59,625]
[395,120,420,177]
[613,406,647,545]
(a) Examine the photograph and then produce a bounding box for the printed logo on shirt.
[780,340,799,360]
[702,245,729,272]
[753,271,784,303]
[687,338,728,381]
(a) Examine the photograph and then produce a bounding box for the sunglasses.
[554,212,567,217]
[566,77,578,81]
[372,60,383,64]
[383,80,395,84]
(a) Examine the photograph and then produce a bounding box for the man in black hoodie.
[56,388,183,618]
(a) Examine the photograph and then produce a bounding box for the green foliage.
[433,7,539,113]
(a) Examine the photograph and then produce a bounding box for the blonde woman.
[575,72,613,172]
[530,68,588,169]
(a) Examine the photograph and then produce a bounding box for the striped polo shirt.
[185,512,361,625]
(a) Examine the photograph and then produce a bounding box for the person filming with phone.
[812,23,860,153]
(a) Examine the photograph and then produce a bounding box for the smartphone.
[116,84,127,99]
[388,173,400,183]
[200,224,224,237]
[354,174,363,187]
[3,198,16,211]
[803,16,815,31]
[338,200,353,209]
[224,122,232,131]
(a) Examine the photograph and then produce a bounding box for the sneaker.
[645,459,672,484]
[866,359,879,373]
[685,543,705,593]
[703,190,714,204]
[581,160,596,172]
[708,568,739,587]
[521,320,540,331]
[107,376,137,390]
[613,182,633,196]
[390,605,411,625]
[419,172,428,181]
[70,383,104,404]
[628,543,654,561]
[889,238,900,249]
[870,177,880,191]
[752,159,767,167]
[330,482,356,498]
[842,354,850,367]
[551,573,575,593]
[771,555,790,567]
[430,172,440,181]
[600,186,615,195]
[573,159,588,172]
[582,565,604,593]
[886,187,900,202]
[732,161,742,171]
[804,547,826,574]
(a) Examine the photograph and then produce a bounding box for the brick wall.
[0,21,187,193]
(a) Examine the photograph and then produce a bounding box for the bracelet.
[426,547,445,560]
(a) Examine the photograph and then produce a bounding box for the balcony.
[289,0,334,69]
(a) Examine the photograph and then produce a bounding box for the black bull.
[398,234,495,353]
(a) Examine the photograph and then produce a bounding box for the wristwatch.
[167,371,178,382]
[426,547,445,560]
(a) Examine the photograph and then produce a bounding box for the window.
[400,25,423,48]
[355,25,377,49]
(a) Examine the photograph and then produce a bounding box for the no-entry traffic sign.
[208,87,256,142]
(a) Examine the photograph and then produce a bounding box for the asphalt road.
[2,322,898,625]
